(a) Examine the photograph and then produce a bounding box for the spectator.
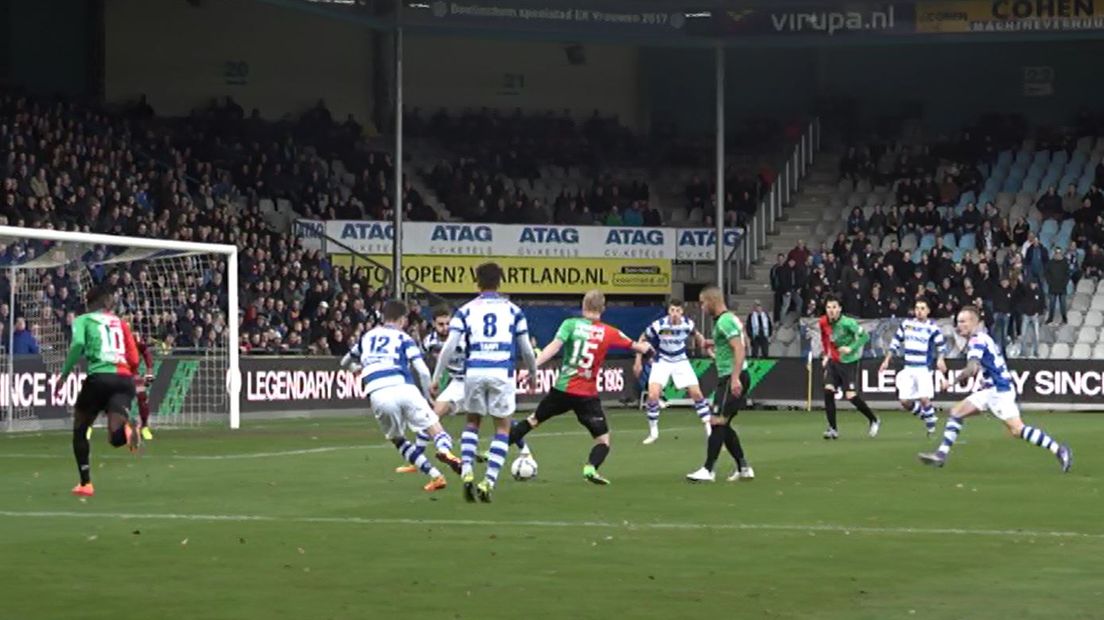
[1018,280,1044,358]
[862,283,887,318]
[1084,243,1104,280]
[784,257,806,319]
[11,318,38,355]
[769,254,787,322]
[1035,186,1063,220]
[1022,234,1050,293]
[884,205,901,240]
[956,202,981,240]
[846,207,866,236]
[843,280,865,316]
[1011,217,1030,246]
[991,276,1013,354]
[1061,184,1081,217]
[787,240,810,266]
[1067,240,1083,288]
[866,204,887,237]
[1045,248,1070,324]
[746,302,771,358]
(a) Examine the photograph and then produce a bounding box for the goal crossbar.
[0,226,242,429]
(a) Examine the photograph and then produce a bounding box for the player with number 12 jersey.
[510,290,652,485]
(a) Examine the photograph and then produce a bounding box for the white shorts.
[461,374,516,418]
[648,360,699,390]
[896,366,935,401]
[369,384,439,440]
[435,378,466,414]
[965,388,1021,421]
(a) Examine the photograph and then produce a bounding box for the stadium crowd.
[771,119,1104,356]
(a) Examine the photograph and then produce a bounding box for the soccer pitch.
[1,409,1100,620]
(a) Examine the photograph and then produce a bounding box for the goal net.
[0,226,240,432]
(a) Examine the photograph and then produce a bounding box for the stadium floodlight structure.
[0,226,240,431]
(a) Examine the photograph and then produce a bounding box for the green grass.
[1,409,1101,620]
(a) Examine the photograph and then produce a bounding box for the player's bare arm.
[956,358,981,386]
[534,338,563,368]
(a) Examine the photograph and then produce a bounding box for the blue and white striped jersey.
[350,325,422,394]
[449,293,528,378]
[967,332,1013,392]
[423,330,465,379]
[889,319,946,368]
[644,316,696,363]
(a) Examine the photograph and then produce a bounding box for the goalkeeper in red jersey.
[54,285,141,497]
[131,324,156,441]
[509,290,652,485]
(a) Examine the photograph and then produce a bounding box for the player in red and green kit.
[54,285,141,497]
[818,294,880,440]
[509,290,652,484]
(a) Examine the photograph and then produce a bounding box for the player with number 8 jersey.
[510,290,653,485]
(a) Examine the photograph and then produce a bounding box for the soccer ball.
[510,456,538,481]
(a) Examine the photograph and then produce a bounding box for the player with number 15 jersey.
[510,290,652,485]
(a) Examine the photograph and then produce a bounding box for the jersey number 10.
[98,323,126,360]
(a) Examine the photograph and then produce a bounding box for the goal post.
[0,226,241,431]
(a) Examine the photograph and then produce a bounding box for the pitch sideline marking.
[0,426,703,460]
[0,509,1101,540]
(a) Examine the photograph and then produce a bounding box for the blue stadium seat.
[1040,219,1059,236]
[1040,230,1056,248]
[941,233,957,249]
[1021,178,1040,193]
[959,233,976,251]
[1053,150,1069,166]
[997,150,1013,167]
[1033,150,1050,165]
[1014,150,1031,166]
[1028,215,1041,233]
[919,233,936,252]
[1059,219,1075,235]
[952,248,965,263]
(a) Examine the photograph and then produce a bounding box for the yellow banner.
[332,255,672,295]
[917,0,1103,33]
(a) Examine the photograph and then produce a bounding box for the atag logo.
[340,222,393,240]
[431,224,493,242]
[519,226,579,244]
[605,229,665,245]
[678,229,740,247]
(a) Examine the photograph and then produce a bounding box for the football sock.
[460,426,479,477]
[432,431,453,453]
[509,420,532,445]
[693,399,712,424]
[824,391,838,430]
[484,434,509,487]
[722,426,747,469]
[588,443,610,469]
[414,431,430,449]
[509,420,528,451]
[73,427,91,485]
[395,439,437,476]
[936,417,964,457]
[850,397,878,423]
[920,404,937,427]
[645,400,660,433]
[1019,425,1061,455]
[138,394,151,427]
[704,424,726,471]
[909,401,922,416]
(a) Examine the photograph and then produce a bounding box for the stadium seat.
[1091,296,1104,311]
[1097,279,1104,294]
[1072,293,1092,312]
[776,326,795,345]
[784,341,801,357]
[1050,343,1071,359]
[1076,327,1097,344]
[1037,343,1051,359]
[918,234,936,253]
[1067,310,1084,327]
[1055,325,1077,344]
[1072,344,1092,359]
[900,234,918,252]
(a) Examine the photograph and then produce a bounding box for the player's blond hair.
[582,289,606,313]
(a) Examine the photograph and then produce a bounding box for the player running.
[686,286,755,482]
[433,262,538,503]
[635,298,711,444]
[818,295,880,439]
[919,305,1072,472]
[510,290,652,485]
[341,300,462,492]
[878,299,947,436]
[54,284,142,497]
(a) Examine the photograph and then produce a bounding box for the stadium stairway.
[675,153,841,317]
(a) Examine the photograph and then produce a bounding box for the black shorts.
[75,373,136,418]
[714,370,751,419]
[823,360,860,393]
[534,389,608,438]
